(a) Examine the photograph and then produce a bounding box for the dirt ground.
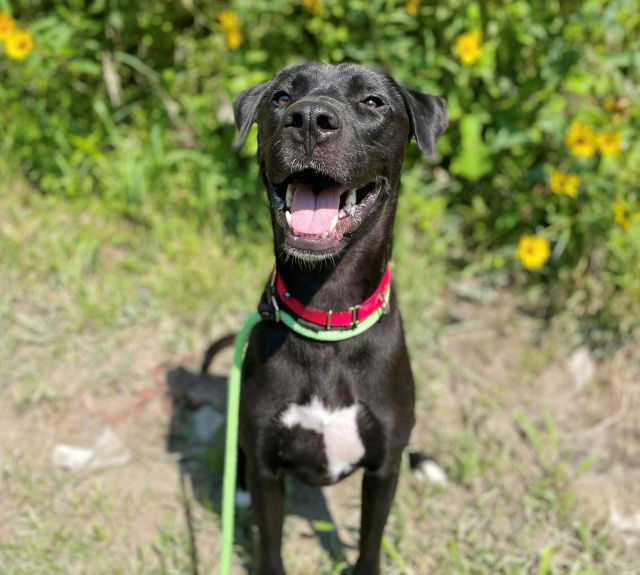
[1,288,639,574]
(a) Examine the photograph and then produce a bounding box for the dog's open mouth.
[270,169,384,256]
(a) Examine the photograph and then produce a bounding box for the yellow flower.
[4,28,35,60]
[516,235,551,270]
[0,12,16,42]
[613,200,631,230]
[549,170,580,198]
[565,120,597,159]
[406,0,420,16]
[597,131,621,156]
[218,11,243,51]
[303,0,324,15]
[456,31,482,65]
[602,96,629,123]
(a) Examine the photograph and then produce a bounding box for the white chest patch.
[280,396,365,481]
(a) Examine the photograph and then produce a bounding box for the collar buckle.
[350,305,360,327]
[380,286,390,315]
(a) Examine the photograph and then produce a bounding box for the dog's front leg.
[248,468,286,575]
[353,465,400,575]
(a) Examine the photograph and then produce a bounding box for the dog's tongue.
[290,182,344,235]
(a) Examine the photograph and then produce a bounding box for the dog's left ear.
[233,82,271,150]
[399,87,448,156]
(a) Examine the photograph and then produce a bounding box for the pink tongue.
[290,182,343,235]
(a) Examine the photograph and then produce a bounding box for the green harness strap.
[219,306,387,575]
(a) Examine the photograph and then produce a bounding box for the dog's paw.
[408,451,448,486]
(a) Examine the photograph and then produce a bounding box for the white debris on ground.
[192,405,224,442]
[52,426,132,471]
[235,489,252,509]
[568,346,597,391]
[610,506,640,550]
[414,458,449,486]
[610,507,640,532]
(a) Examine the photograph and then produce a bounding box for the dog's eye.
[361,96,384,109]
[273,92,291,106]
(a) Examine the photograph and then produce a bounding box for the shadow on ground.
[165,366,349,574]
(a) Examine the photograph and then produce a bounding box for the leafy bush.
[1,0,639,342]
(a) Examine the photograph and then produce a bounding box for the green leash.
[218,304,388,574]
[219,311,262,575]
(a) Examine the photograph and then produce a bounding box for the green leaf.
[537,545,558,575]
[450,114,493,180]
[311,520,336,533]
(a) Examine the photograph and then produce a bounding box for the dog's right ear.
[233,82,271,150]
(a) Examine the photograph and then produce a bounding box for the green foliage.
[1,0,639,341]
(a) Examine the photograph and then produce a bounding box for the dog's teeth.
[285,210,292,227]
[328,215,338,233]
[286,184,295,208]
[339,208,346,219]
[344,189,356,208]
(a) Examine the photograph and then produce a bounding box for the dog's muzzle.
[268,170,386,259]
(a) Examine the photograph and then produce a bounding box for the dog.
[206,62,447,575]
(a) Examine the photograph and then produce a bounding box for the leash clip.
[258,269,281,322]
[269,271,281,323]
[269,289,281,323]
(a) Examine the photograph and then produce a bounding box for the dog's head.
[234,62,447,262]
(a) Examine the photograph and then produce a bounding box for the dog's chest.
[278,396,365,483]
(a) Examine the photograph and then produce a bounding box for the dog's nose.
[284,101,341,149]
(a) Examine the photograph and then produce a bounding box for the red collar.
[271,267,391,329]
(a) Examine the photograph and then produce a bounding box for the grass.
[1,162,639,574]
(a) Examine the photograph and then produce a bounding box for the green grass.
[0,162,270,331]
[1,163,638,574]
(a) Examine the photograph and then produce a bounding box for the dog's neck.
[274,199,397,311]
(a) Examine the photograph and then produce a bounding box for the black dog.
[209,63,447,575]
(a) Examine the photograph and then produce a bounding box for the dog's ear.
[399,87,448,156]
[233,82,271,150]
